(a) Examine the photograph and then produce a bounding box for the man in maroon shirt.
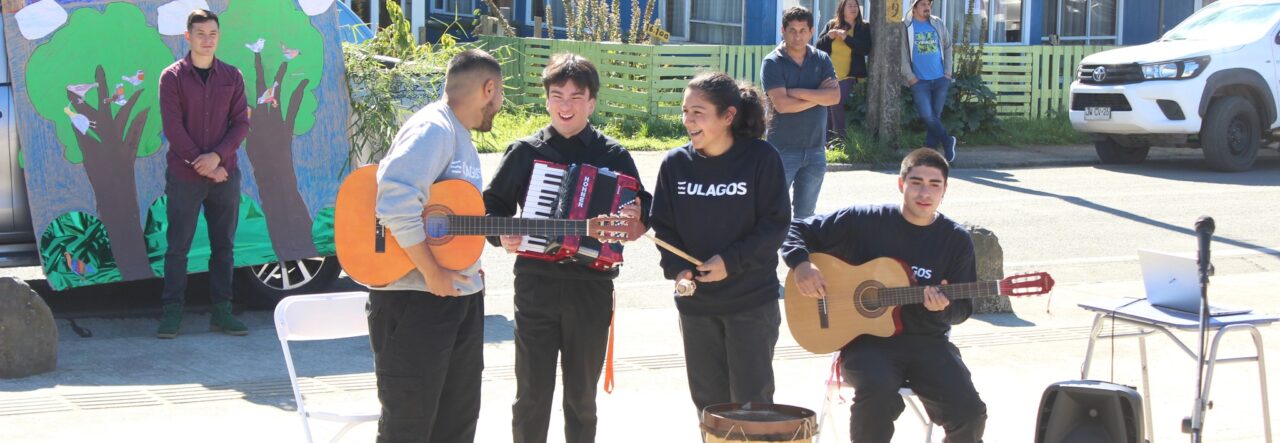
[155,9,251,339]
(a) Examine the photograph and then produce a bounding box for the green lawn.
[476,106,687,153]
[828,114,1086,165]
[482,107,1086,166]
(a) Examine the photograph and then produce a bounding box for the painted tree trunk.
[245,54,319,261]
[66,66,154,280]
[868,0,903,147]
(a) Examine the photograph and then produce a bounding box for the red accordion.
[516,160,639,271]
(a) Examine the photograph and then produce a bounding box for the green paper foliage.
[26,3,174,163]
[219,0,325,135]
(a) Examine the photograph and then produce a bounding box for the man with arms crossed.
[761,6,840,220]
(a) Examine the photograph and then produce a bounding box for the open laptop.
[1138,249,1251,316]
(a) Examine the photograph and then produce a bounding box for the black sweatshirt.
[483,125,652,280]
[649,139,791,316]
[781,204,976,337]
[815,20,872,79]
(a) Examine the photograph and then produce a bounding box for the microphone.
[1195,216,1215,278]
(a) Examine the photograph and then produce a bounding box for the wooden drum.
[700,403,817,442]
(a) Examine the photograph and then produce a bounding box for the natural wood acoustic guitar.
[784,253,1054,354]
[334,165,640,287]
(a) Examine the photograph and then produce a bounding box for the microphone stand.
[1184,216,1214,442]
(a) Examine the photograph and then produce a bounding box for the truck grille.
[1071,93,1133,111]
[1078,64,1143,85]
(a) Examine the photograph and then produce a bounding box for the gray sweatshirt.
[372,100,485,294]
[900,14,954,85]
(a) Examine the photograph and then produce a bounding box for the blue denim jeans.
[777,145,825,220]
[911,77,952,150]
[160,169,241,305]
[826,78,858,146]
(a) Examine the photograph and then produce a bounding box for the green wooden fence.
[981,45,1115,118]
[478,36,1114,120]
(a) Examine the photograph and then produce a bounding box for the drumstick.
[644,232,702,266]
[611,198,702,267]
[613,200,702,297]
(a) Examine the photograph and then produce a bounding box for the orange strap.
[603,292,617,394]
[829,355,847,403]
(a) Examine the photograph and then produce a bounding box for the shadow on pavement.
[972,312,1037,327]
[1093,155,1280,186]
[953,169,1280,257]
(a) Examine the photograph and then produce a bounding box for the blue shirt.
[760,44,836,150]
[910,19,945,81]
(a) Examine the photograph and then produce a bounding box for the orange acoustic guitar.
[334,165,640,287]
[784,253,1055,354]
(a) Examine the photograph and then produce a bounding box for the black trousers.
[511,274,614,443]
[840,335,987,443]
[367,289,484,443]
[678,300,780,414]
[160,169,240,305]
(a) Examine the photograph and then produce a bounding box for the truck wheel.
[234,256,341,308]
[1094,138,1150,164]
[1201,96,1260,172]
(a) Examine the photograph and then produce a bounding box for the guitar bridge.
[374,219,386,253]
[817,298,829,329]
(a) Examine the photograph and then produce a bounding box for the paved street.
[3,146,1280,442]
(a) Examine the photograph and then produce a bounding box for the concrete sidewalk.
[4,143,1280,443]
[830,144,1280,171]
[3,271,1278,442]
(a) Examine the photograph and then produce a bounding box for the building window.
[527,0,739,44]
[433,0,479,16]
[690,0,743,44]
[663,0,688,41]
[940,0,1025,44]
[527,0,624,38]
[1043,0,1119,45]
[529,0,566,27]
[990,0,1023,43]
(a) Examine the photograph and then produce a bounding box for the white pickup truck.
[1069,0,1280,171]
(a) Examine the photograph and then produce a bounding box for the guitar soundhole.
[422,205,454,245]
[854,281,887,318]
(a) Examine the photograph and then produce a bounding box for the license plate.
[1084,107,1111,121]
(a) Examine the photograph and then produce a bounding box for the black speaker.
[1034,380,1145,443]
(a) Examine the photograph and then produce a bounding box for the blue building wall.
[1027,0,1045,44]
[420,0,1198,47]
[437,0,782,44]
[746,0,780,45]
[505,0,645,40]
[1025,0,1195,46]
[1122,0,1195,44]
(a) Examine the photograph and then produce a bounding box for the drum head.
[700,403,817,442]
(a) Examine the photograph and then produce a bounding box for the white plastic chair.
[819,354,938,442]
[274,291,380,443]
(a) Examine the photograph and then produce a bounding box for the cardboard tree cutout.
[219,0,325,260]
[26,3,174,280]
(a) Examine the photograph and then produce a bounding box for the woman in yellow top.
[816,0,872,148]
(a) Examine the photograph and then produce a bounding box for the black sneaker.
[944,136,957,163]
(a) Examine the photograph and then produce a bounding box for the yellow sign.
[647,22,671,43]
[887,0,902,23]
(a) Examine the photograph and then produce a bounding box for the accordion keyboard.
[517,161,567,253]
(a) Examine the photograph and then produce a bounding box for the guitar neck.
[443,215,588,237]
[878,281,1000,307]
